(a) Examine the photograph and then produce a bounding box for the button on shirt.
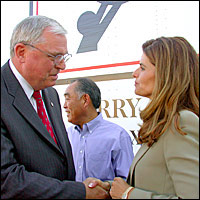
[67,112,134,182]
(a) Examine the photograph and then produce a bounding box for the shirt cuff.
[121,186,134,199]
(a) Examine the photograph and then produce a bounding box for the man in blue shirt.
[63,78,134,182]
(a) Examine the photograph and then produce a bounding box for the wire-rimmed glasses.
[23,43,72,66]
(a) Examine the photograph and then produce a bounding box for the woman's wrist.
[121,186,134,199]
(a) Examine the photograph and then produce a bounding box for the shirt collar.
[9,59,34,100]
[74,112,103,134]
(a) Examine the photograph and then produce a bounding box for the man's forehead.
[64,83,77,96]
[64,91,69,96]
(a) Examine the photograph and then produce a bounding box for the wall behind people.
[1,1,30,66]
[2,1,199,66]
[2,1,199,154]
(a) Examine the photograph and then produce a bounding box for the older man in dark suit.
[1,15,110,199]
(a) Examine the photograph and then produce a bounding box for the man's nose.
[56,62,66,70]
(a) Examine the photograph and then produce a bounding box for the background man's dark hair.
[71,78,101,109]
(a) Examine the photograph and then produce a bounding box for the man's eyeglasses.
[23,43,72,66]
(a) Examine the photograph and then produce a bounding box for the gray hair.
[71,78,101,109]
[10,15,67,57]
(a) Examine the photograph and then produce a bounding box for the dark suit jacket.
[1,61,85,199]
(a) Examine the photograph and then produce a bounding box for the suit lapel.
[128,143,150,185]
[3,62,61,152]
[14,89,60,149]
[42,89,70,157]
[41,89,65,150]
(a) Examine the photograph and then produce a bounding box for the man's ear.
[82,93,90,107]
[14,43,27,63]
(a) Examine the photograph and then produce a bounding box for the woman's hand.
[110,177,132,199]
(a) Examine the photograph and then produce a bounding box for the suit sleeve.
[1,119,86,199]
[128,111,199,199]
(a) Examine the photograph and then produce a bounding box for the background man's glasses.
[23,43,72,66]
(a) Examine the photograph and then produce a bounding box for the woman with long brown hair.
[109,36,199,199]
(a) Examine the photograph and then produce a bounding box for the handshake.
[83,177,133,199]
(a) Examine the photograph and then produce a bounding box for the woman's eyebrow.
[139,62,147,68]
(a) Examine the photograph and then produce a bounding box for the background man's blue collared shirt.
[67,112,134,181]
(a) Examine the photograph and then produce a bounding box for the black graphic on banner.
[77,1,127,53]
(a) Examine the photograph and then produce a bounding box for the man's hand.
[83,177,111,199]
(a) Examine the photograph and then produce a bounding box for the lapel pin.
[50,102,54,107]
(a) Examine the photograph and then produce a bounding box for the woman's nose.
[132,68,139,78]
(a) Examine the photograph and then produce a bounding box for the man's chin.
[68,118,75,125]
[46,80,57,87]
[50,74,58,80]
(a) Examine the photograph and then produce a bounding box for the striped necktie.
[33,90,57,144]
